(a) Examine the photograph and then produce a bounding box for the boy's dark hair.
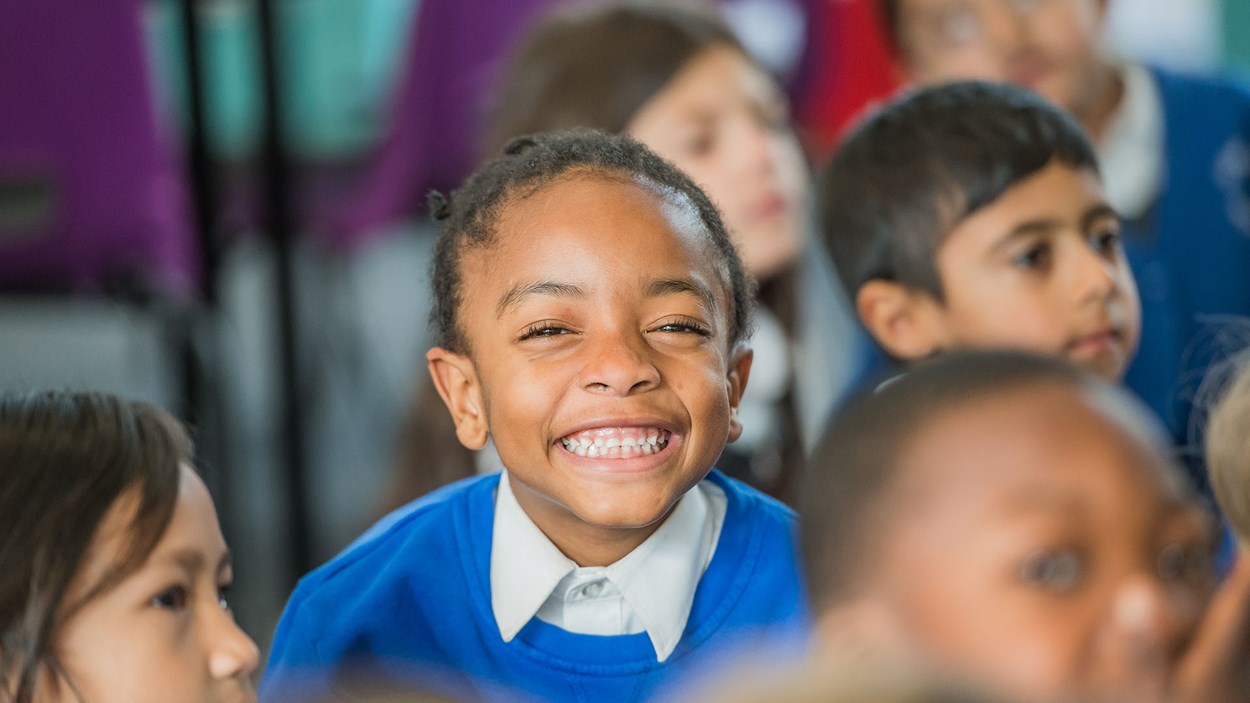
[486,2,744,157]
[816,81,1099,301]
[429,128,753,354]
[800,350,1145,612]
[0,391,191,702]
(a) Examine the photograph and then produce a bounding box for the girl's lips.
[1067,329,1122,357]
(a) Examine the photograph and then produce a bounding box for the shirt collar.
[489,471,724,661]
[1098,62,1164,220]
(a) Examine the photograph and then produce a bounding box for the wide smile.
[554,423,680,473]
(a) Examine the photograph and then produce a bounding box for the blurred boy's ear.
[426,348,489,450]
[725,345,753,443]
[856,280,947,362]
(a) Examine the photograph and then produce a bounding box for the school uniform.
[1110,64,1250,480]
[259,470,807,703]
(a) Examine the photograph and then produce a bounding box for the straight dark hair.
[0,391,190,703]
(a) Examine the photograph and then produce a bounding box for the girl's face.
[42,465,258,703]
[628,45,809,281]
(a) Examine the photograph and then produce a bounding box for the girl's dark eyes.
[152,585,189,610]
[651,319,711,336]
[1020,550,1084,592]
[218,583,234,611]
[518,323,573,341]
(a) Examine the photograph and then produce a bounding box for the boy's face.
[893,0,1106,117]
[831,385,1216,703]
[894,161,1139,380]
[430,175,749,556]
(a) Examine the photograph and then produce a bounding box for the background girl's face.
[628,45,809,281]
[44,466,258,703]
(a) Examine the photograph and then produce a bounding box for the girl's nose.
[207,607,261,682]
[579,334,661,396]
[1107,574,1198,673]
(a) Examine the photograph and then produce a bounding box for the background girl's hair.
[485,1,744,156]
[0,391,191,702]
[1206,348,1250,540]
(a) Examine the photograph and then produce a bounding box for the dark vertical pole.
[255,0,314,579]
[178,0,218,308]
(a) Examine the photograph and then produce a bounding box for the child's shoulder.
[296,472,499,597]
[706,469,797,529]
[1149,65,1250,116]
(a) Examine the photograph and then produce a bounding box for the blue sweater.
[1121,68,1250,479]
[259,471,808,703]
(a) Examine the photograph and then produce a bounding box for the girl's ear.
[725,345,754,443]
[426,347,489,450]
[856,280,948,362]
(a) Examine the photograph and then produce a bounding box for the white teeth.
[605,438,620,448]
[575,444,587,457]
[559,428,670,457]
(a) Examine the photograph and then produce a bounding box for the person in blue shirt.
[259,130,807,703]
[876,0,1250,487]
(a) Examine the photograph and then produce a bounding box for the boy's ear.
[856,280,948,362]
[725,345,753,443]
[426,347,489,450]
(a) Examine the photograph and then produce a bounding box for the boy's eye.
[1089,228,1122,258]
[1020,550,1084,592]
[152,585,189,610]
[1012,243,1051,270]
[1156,543,1213,584]
[518,323,574,341]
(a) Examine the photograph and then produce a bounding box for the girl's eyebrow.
[496,281,586,318]
[647,277,717,314]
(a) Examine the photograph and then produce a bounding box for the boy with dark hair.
[818,80,1139,381]
[800,350,1250,703]
[876,0,1250,462]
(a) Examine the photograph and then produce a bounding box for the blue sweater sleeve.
[259,585,335,703]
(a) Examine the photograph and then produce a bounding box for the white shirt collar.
[489,471,725,662]
[1098,62,1165,221]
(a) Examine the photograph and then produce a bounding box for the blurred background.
[1,0,1247,663]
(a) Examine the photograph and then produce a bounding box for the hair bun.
[427,190,451,220]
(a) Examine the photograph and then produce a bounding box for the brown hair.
[1207,356,1250,541]
[0,391,191,702]
[485,1,744,157]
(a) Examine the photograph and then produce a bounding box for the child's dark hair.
[0,391,191,702]
[799,350,1168,612]
[485,1,744,157]
[429,128,753,354]
[816,81,1099,301]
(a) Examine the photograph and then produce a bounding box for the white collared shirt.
[489,471,727,662]
[1099,62,1165,221]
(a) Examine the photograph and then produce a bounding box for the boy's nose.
[579,336,661,396]
[1107,574,1198,673]
[207,607,261,682]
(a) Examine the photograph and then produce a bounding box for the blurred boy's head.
[879,0,1112,123]
[801,350,1217,703]
[1206,354,1250,543]
[817,81,1139,379]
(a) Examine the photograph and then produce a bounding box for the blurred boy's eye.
[1156,543,1213,584]
[1012,243,1051,270]
[685,130,715,158]
[1089,227,1122,257]
[1020,550,1083,592]
[152,585,189,610]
